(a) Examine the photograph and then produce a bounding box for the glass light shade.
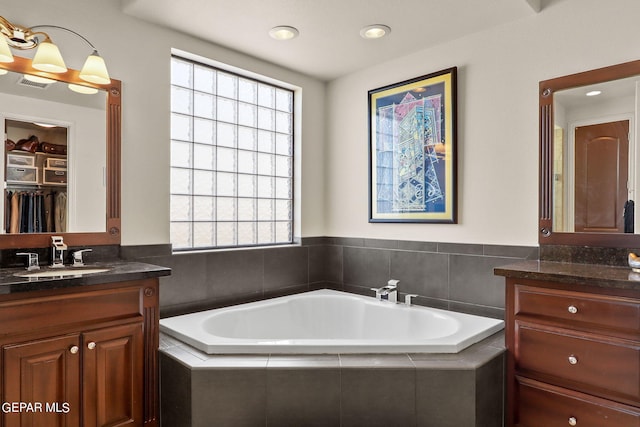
[23,74,56,84]
[32,41,67,73]
[0,36,13,63]
[68,83,98,94]
[79,52,110,85]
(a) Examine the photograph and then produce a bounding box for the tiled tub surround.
[125,238,520,426]
[160,331,505,427]
[124,237,538,319]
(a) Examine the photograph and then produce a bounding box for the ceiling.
[122,0,543,81]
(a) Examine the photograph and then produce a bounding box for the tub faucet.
[404,294,419,307]
[51,236,67,268]
[371,279,399,303]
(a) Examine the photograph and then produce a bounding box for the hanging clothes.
[55,191,67,233]
[624,200,634,233]
[10,191,19,234]
[4,190,63,234]
[45,193,54,232]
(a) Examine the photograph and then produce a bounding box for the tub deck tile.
[196,354,269,369]
[339,353,415,369]
[267,354,340,368]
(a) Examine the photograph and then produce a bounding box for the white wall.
[325,0,640,246]
[2,0,326,246]
[5,0,640,248]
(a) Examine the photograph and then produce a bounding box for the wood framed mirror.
[0,55,120,248]
[539,59,640,248]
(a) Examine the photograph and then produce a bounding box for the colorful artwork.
[369,68,457,223]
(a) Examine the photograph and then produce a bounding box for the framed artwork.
[368,67,457,223]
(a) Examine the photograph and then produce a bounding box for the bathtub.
[160,289,504,354]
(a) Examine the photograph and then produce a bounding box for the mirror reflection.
[0,69,107,233]
[552,75,640,234]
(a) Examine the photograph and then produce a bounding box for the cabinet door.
[3,334,81,427]
[82,323,143,427]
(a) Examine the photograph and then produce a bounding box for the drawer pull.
[87,342,96,350]
[568,355,578,365]
[568,416,577,426]
[69,345,79,354]
[567,305,578,314]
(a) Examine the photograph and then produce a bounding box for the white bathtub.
[160,289,504,354]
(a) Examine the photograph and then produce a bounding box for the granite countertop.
[494,260,640,291]
[0,261,171,295]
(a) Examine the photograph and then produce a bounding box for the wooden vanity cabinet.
[504,277,640,427]
[0,278,160,427]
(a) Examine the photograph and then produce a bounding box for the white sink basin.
[15,268,110,278]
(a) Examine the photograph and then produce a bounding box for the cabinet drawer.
[0,287,142,336]
[516,377,640,427]
[46,157,67,168]
[7,153,35,167]
[516,322,640,404]
[43,167,67,184]
[6,166,37,184]
[515,285,640,333]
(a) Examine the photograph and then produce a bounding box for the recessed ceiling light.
[269,26,299,41]
[586,90,602,97]
[360,24,391,39]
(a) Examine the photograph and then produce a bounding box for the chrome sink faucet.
[51,236,67,268]
[72,249,92,267]
[371,279,399,303]
[16,252,40,271]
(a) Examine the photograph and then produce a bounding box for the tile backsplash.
[123,237,538,319]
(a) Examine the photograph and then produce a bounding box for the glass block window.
[170,56,294,250]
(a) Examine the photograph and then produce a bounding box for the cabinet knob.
[568,416,577,426]
[567,305,578,314]
[69,345,79,354]
[87,342,96,350]
[568,355,578,365]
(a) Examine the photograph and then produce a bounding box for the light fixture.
[0,33,12,62]
[22,73,56,84]
[68,83,98,94]
[31,38,67,73]
[33,122,58,128]
[0,15,110,92]
[586,90,602,97]
[269,26,299,41]
[360,24,391,39]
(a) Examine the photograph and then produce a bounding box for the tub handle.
[404,294,419,306]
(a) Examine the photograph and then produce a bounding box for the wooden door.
[3,334,81,427]
[574,120,629,233]
[82,322,143,427]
